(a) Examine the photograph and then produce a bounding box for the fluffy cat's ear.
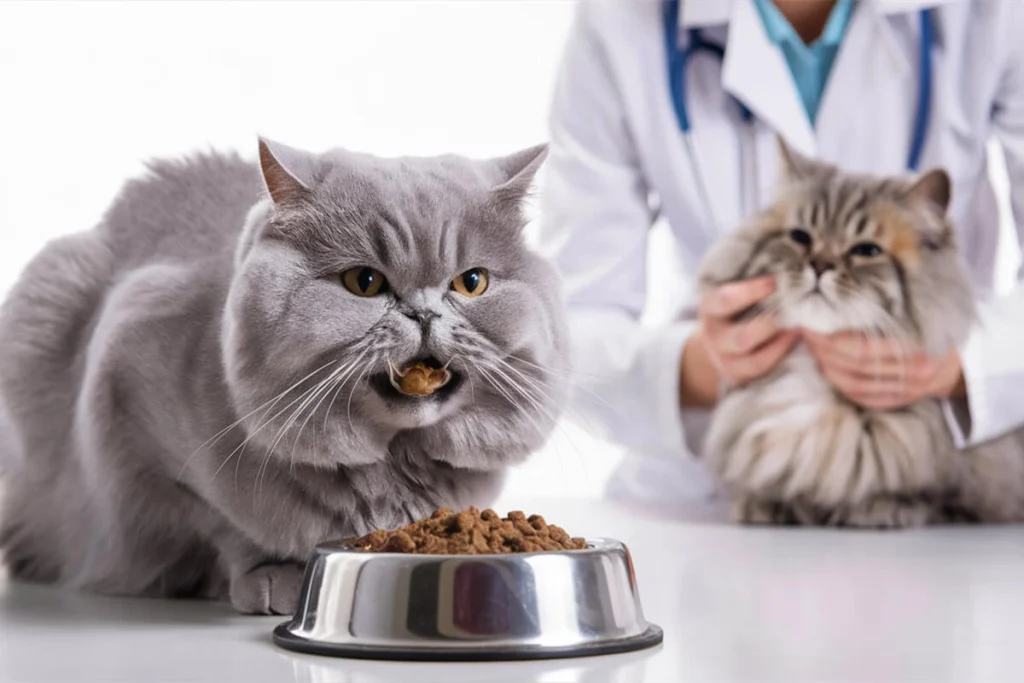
[491,144,549,205]
[906,168,951,215]
[776,136,826,182]
[258,137,311,206]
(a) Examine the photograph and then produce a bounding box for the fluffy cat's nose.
[810,257,835,277]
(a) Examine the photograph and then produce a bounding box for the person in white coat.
[537,0,1024,511]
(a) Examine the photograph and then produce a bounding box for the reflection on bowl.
[273,538,663,661]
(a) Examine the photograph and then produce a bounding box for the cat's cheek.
[465,289,544,352]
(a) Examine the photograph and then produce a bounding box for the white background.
[0,0,624,502]
[0,1,1019,504]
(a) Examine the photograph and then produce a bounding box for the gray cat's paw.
[229,562,305,615]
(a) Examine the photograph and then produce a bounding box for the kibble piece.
[514,519,537,536]
[397,362,450,396]
[384,531,416,553]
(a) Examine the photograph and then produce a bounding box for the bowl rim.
[312,536,625,558]
[272,621,664,661]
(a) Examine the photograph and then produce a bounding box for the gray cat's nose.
[810,257,835,277]
[402,308,440,325]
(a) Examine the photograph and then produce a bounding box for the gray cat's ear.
[258,137,311,206]
[906,168,951,215]
[776,136,825,182]
[491,144,548,203]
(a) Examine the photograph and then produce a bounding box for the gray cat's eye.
[341,267,388,297]
[451,267,490,298]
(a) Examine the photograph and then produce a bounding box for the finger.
[820,365,920,407]
[702,277,775,319]
[813,346,933,382]
[805,332,913,365]
[845,392,915,411]
[730,330,799,382]
[720,315,780,355]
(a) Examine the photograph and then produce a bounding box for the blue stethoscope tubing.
[662,0,934,229]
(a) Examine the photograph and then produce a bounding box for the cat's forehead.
[292,151,522,278]
[318,151,493,211]
[782,176,908,240]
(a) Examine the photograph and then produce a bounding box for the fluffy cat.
[0,138,569,613]
[699,141,1024,528]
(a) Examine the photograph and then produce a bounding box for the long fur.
[699,142,1024,528]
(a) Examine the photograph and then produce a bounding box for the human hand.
[680,276,799,406]
[803,331,966,410]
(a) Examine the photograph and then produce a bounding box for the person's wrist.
[930,350,966,400]
[679,329,720,408]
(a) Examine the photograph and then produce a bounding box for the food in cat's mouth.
[351,506,588,554]
[388,358,451,396]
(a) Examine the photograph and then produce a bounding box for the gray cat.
[0,138,568,613]
[699,141,1024,528]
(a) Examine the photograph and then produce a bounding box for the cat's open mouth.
[370,356,463,402]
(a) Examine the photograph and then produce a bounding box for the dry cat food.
[352,507,588,554]
[395,361,450,396]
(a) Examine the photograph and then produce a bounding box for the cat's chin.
[361,374,468,432]
[779,295,854,336]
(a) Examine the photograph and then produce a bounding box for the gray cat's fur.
[0,139,568,613]
[699,141,1024,528]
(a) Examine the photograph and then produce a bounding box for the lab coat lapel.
[814,3,912,173]
[720,0,816,156]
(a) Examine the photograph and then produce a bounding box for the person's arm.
[950,2,1024,446]
[536,4,793,455]
[535,3,694,455]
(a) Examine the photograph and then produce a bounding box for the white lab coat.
[536,0,1024,509]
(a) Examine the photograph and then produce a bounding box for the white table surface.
[3,497,1024,683]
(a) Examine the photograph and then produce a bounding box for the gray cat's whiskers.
[257,358,361,498]
[346,358,376,430]
[496,355,605,442]
[499,354,624,410]
[213,363,347,488]
[238,369,339,495]
[287,349,373,474]
[322,348,373,431]
[179,359,338,483]
[478,359,591,493]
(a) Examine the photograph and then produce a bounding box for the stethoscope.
[662,0,934,231]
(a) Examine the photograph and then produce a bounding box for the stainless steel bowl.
[273,538,663,661]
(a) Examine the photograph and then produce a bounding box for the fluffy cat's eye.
[451,268,490,297]
[789,228,812,247]
[847,242,884,258]
[341,267,388,297]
